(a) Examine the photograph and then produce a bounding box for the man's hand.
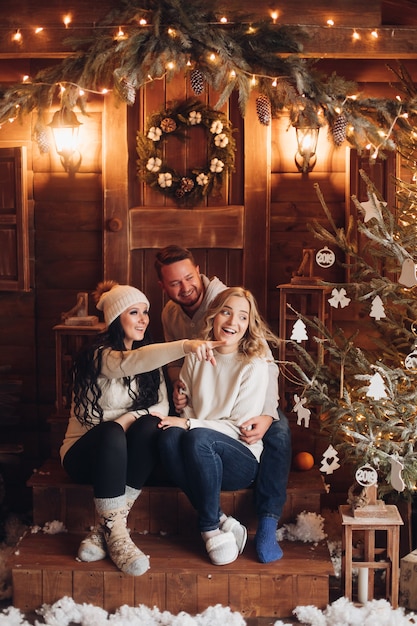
[239,415,273,445]
[173,380,188,413]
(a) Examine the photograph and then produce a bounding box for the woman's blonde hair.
[201,287,280,361]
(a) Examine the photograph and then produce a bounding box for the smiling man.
[154,245,292,564]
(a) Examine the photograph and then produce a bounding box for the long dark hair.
[72,316,160,426]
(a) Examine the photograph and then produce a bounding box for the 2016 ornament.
[316,245,335,268]
[355,463,378,487]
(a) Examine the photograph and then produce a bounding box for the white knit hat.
[96,284,150,327]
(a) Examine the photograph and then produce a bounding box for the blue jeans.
[255,409,292,521]
[159,427,259,532]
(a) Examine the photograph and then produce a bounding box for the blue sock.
[255,517,283,563]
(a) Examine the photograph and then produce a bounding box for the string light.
[270,11,279,24]
[326,19,334,27]
[12,29,22,43]
[63,14,71,28]
[352,30,360,40]
[34,27,43,34]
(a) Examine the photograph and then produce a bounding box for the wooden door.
[103,79,270,340]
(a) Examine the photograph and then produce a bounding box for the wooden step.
[8,530,334,618]
[28,459,327,535]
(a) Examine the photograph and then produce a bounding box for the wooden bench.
[8,458,335,618]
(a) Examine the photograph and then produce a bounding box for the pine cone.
[181,177,194,192]
[36,128,50,154]
[332,114,347,146]
[120,78,136,105]
[160,117,177,133]
[190,69,205,95]
[256,95,271,126]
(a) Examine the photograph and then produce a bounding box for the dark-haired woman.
[60,281,222,576]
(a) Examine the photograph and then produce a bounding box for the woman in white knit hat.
[60,280,222,577]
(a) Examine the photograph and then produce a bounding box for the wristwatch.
[185,418,191,430]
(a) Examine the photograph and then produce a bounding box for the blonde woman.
[158,287,280,566]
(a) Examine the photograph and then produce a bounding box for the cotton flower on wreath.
[136,99,236,206]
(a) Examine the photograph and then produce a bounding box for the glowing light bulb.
[63,14,71,28]
[12,29,22,43]
[139,18,147,26]
[352,30,360,40]
[371,29,378,38]
[327,19,334,26]
[270,11,279,23]
[35,27,43,34]
[220,16,227,23]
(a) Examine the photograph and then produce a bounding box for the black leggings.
[62,414,161,498]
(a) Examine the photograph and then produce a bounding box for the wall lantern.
[294,124,320,173]
[48,107,82,173]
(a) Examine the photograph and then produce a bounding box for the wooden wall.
[1,1,417,506]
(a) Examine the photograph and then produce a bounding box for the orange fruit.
[293,451,314,471]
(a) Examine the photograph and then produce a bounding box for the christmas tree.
[287,159,417,498]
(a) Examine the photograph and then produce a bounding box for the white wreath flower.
[210,158,224,173]
[210,120,223,134]
[158,172,173,188]
[196,172,209,186]
[189,111,202,125]
[146,157,162,172]
[147,126,162,141]
[214,132,229,148]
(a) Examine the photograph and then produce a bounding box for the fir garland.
[1,0,417,159]
[136,99,236,205]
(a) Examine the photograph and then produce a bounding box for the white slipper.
[220,516,248,554]
[205,531,238,565]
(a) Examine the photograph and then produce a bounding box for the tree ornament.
[290,319,308,343]
[404,340,417,371]
[293,394,311,427]
[255,94,272,126]
[390,456,405,492]
[328,287,351,309]
[360,193,386,223]
[35,127,51,154]
[315,245,335,268]
[320,444,340,475]
[366,372,387,400]
[136,99,236,206]
[190,68,205,96]
[355,463,378,487]
[398,258,417,287]
[369,295,386,320]
[332,113,347,146]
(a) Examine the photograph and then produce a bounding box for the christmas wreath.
[136,99,236,206]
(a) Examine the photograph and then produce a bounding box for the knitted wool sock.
[78,524,107,562]
[95,495,149,576]
[255,517,283,563]
[78,487,141,563]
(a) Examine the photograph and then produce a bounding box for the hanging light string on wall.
[1,0,417,162]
